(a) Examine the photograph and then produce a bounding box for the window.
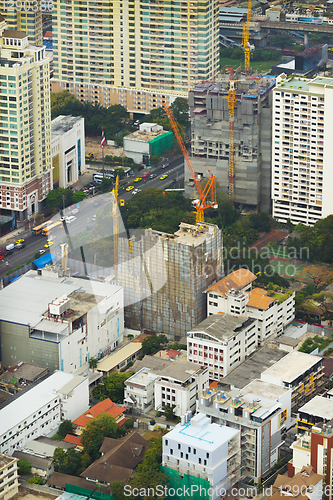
[165,440,168,446]
[206,453,209,458]
[178,444,181,450]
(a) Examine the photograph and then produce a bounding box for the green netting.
[65,483,115,500]
[148,131,173,156]
[160,466,211,500]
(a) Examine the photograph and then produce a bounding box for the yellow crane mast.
[227,77,236,199]
[243,0,253,74]
[112,175,120,283]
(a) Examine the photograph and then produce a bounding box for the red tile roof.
[64,434,82,446]
[204,269,257,297]
[73,398,125,428]
[44,31,52,38]
[166,349,180,358]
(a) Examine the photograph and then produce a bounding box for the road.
[0,158,184,280]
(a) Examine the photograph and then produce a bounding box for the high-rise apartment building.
[272,74,333,225]
[51,0,220,113]
[188,77,275,212]
[0,17,52,219]
[1,9,42,46]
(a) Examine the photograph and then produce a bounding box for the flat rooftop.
[0,454,16,470]
[131,355,172,373]
[51,115,83,135]
[0,270,121,328]
[278,335,300,347]
[299,396,333,420]
[125,129,169,143]
[222,347,287,389]
[149,222,218,248]
[158,360,202,383]
[97,342,142,373]
[190,76,275,98]
[0,372,79,437]
[188,314,255,342]
[261,350,321,384]
[275,78,309,91]
[242,379,290,400]
[165,413,238,450]
[125,368,159,387]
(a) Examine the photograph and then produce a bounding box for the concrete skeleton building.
[51,115,85,189]
[0,454,19,500]
[0,17,52,220]
[272,74,333,225]
[123,123,173,165]
[162,413,241,500]
[0,371,89,456]
[205,269,295,342]
[0,266,124,372]
[187,314,259,381]
[121,222,223,339]
[188,77,275,212]
[198,379,292,482]
[51,0,220,113]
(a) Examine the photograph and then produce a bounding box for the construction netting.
[148,131,173,157]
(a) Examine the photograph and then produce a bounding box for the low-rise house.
[80,432,149,485]
[187,314,258,380]
[0,372,89,456]
[154,360,209,417]
[24,436,75,458]
[12,450,54,478]
[49,471,112,496]
[73,398,126,435]
[162,413,241,500]
[63,434,83,450]
[0,363,48,394]
[0,454,19,500]
[124,368,159,414]
[205,269,295,341]
[270,466,323,500]
[97,343,142,377]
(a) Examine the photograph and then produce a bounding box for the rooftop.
[261,351,322,384]
[0,270,121,329]
[222,347,287,389]
[157,360,203,383]
[165,413,239,450]
[204,269,257,297]
[73,398,125,428]
[188,314,255,341]
[298,395,333,421]
[6,362,47,382]
[246,288,274,310]
[51,115,83,135]
[131,355,172,373]
[0,371,79,437]
[97,343,142,373]
[125,368,159,388]
[275,77,309,91]
[125,128,170,143]
[12,450,53,470]
[242,379,290,400]
[0,454,16,470]
[2,29,28,39]
[278,335,300,347]
[25,436,75,457]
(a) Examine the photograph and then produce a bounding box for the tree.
[58,420,74,439]
[141,334,168,356]
[170,97,189,127]
[17,459,31,475]
[124,418,134,430]
[164,404,177,421]
[51,91,84,119]
[129,449,169,500]
[92,372,132,403]
[73,191,85,203]
[89,357,98,370]
[313,292,333,320]
[80,413,119,460]
[53,447,84,476]
[111,481,127,500]
[46,188,73,210]
[272,33,294,49]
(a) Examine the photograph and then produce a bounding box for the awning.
[192,108,206,114]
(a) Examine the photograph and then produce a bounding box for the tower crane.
[162,102,217,223]
[226,70,236,199]
[242,0,253,74]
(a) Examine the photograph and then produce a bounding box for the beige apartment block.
[0,454,19,500]
[51,0,220,113]
[0,16,52,220]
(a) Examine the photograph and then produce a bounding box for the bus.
[41,220,63,236]
[93,172,115,183]
[32,221,52,236]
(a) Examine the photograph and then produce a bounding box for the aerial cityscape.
[0,1,333,500]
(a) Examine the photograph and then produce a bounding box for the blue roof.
[32,253,56,269]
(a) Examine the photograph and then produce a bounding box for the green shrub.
[150,419,156,426]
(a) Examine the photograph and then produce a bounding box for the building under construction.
[119,222,223,340]
[187,76,275,212]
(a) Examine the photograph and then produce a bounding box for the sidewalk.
[0,226,30,245]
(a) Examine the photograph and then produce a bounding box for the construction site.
[119,222,223,340]
[187,74,275,213]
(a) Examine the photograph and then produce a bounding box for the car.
[72,208,79,215]
[160,174,168,180]
[15,239,25,244]
[66,216,76,223]
[44,241,54,248]
[0,256,4,261]
[92,215,96,221]
[132,188,142,195]
[149,173,157,179]
[161,163,169,169]
[15,243,25,250]
[142,173,150,178]
[134,178,142,183]
[0,250,6,256]
[39,249,45,254]
[126,185,134,191]
[134,120,140,126]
